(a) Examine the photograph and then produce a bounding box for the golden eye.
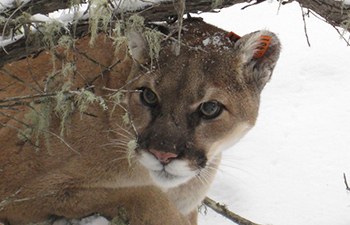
[140,87,158,106]
[199,101,223,119]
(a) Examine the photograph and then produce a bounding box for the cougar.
[0,18,280,225]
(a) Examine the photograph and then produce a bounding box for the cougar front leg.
[51,186,192,225]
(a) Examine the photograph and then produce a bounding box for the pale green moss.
[75,88,108,119]
[127,139,137,166]
[88,0,113,46]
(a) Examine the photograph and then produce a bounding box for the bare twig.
[44,70,62,92]
[343,173,350,191]
[307,10,350,46]
[0,111,31,128]
[104,74,142,94]
[84,60,122,88]
[241,0,267,10]
[42,129,81,155]
[0,92,56,104]
[0,100,44,109]
[300,4,311,47]
[0,108,80,155]
[74,47,122,73]
[0,188,22,211]
[1,1,29,54]
[203,196,262,225]
[0,68,26,84]
[0,122,39,148]
[282,0,295,5]
[26,56,45,93]
[1,68,42,93]
[0,188,56,211]
[0,82,15,92]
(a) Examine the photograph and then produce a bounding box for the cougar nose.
[149,149,178,165]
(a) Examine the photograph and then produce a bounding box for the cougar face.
[125,19,280,188]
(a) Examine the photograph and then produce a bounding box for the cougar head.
[125,19,281,188]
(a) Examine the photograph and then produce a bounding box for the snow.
[335,0,350,5]
[0,35,24,47]
[199,1,350,225]
[0,0,15,11]
[0,0,30,11]
[53,215,110,225]
[111,0,171,11]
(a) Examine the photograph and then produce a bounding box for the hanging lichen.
[112,20,129,55]
[111,206,130,225]
[109,91,124,116]
[21,97,54,151]
[143,27,162,66]
[122,112,130,125]
[212,0,223,9]
[124,14,163,66]
[42,20,66,48]
[54,90,75,137]
[57,35,75,57]
[88,0,113,46]
[127,139,137,166]
[75,88,108,119]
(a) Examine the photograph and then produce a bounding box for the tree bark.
[1,0,80,18]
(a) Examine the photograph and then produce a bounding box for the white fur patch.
[137,151,197,188]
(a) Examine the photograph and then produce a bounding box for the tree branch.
[0,0,84,21]
[1,0,249,67]
[296,0,350,32]
[300,4,311,47]
[0,188,56,212]
[203,196,262,225]
[343,173,350,191]
[2,0,350,68]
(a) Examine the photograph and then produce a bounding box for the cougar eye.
[140,87,158,106]
[199,101,223,119]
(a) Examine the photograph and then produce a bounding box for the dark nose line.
[149,149,178,165]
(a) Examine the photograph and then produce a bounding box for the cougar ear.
[235,30,281,91]
[128,30,149,64]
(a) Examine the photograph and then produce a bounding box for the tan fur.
[0,19,280,225]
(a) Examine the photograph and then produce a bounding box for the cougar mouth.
[137,149,198,188]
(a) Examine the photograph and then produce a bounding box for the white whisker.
[112,130,134,141]
[110,139,130,145]
[101,142,127,147]
[110,155,136,162]
[196,171,211,185]
[114,123,136,137]
[111,143,128,148]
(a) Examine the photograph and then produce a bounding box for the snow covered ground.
[200,1,350,225]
